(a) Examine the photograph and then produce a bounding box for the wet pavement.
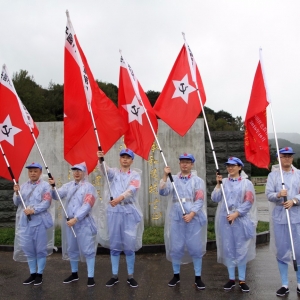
[256,192,269,222]
[2,193,293,300]
[1,243,299,300]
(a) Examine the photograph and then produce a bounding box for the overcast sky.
[1,0,299,134]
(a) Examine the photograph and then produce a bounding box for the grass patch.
[0,228,15,244]
[254,185,266,193]
[55,227,61,245]
[0,221,270,246]
[257,221,269,232]
[143,226,164,244]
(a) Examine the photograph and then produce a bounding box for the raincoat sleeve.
[121,172,140,200]
[50,183,70,200]
[74,186,96,221]
[98,162,114,181]
[236,180,254,217]
[32,184,52,214]
[158,179,172,196]
[13,193,22,206]
[211,186,222,203]
[265,172,283,203]
[191,180,205,214]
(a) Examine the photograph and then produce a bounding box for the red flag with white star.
[64,12,127,173]
[154,43,206,136]
[244,60,270,169]
[118,55,158,160]
[0,65,39,181]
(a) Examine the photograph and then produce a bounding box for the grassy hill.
[268,133,300,144]
[269,138,300,158]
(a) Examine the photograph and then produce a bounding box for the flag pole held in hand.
[259,48,297,271]
[181,33,231,222]
[0,143,31,221]
[28,131,77,238]
[119,51,186,215]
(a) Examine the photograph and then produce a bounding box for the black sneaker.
[195,277,205,290]
[168,275,180,287]
[239,281,249,292]
[297,287,300,294]
[23,274,36,285]
[276,287,289,296]
[63,273,79,284]
[106,277,119,287]
[34,274,43,286]
[224,280,235,290]
[87,277,95,287]
[127,278,138,288]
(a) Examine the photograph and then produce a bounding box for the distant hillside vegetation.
[268,133,300,144]
[269,138,300,158]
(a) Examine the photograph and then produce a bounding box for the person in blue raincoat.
[159,153,207,290]
[266,147,300,297]
[97,149,143,288]
[49,163,98,288]
[211,157,257,293]
[13,162,53,286]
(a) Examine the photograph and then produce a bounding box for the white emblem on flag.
[0,115,22,146]
[122,96,145,125]
[172,74,196,103]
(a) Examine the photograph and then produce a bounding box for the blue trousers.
[70,257,95,277]
[172,258,202,276]
[66,224,96,260]
[20,225,47,258]
[111,253,135,275]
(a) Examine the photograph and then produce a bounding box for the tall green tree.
[13,70,50,121]
[96,80,118,106]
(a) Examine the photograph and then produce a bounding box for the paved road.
[1,244,299,300]
[256,192,269,222]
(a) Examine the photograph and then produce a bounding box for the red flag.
[244,61,270,169]
[0,65,39,181]
[154,42,206,136]
[118,55,158,160]
[64,12,127,173]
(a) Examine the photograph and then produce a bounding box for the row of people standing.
[12,147,300,297]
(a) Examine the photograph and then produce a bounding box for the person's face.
[28,168,42,182]
[278,154,294,168]
[179,159,193,173]
[226,164,242,177]
[120,154,133,168]
[72,169,84,182]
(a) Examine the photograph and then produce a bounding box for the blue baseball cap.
[120,148,134,159]
[179,153,195,163]
[278,147,295,155]
[26,162,42,170]
[224,157,244,167]
[71,164,86,172]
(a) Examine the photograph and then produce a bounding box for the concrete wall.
[0,119,206,227]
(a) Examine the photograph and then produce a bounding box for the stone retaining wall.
[0,120,247,227]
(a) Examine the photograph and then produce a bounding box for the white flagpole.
[260,48,297,271]
[0,143,31,221]
[182,33,231,222]
[120,50,186,215]
[26,126,77,238]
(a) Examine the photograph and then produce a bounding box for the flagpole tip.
[182,32,186,41]
[66,10,69,18]
[119,49,122,55]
